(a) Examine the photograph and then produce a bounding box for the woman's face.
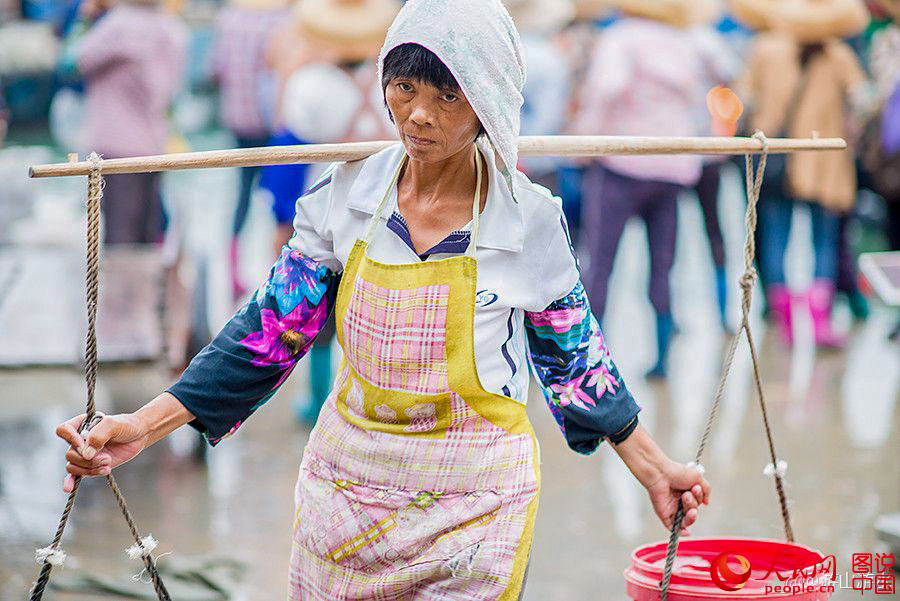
[384,77,482,163]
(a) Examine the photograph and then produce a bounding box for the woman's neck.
[399,144,478,208]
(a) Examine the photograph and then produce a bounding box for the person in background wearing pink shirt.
[211,0,288,300]
[76,0,188,244]
[572,0,719,379]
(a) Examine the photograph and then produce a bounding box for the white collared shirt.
[289,142,580,403]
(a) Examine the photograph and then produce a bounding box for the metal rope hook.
[30,153,172,601]
[658,132,794,601]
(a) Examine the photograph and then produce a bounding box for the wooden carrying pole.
[29,135,846,178]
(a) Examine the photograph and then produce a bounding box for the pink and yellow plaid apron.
[289,147,540,600]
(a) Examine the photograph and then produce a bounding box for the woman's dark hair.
[381,43,485,136]
[381,43,461,93]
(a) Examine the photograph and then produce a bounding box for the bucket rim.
[624,536,833,601]
[629,536,827,570]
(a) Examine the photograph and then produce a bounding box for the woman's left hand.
[612,424,711,535]
[644,460,710,536]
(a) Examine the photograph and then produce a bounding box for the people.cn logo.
[710,552,753,591]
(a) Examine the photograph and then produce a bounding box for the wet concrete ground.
[0,153,898,599]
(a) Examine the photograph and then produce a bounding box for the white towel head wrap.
[377,0,526,179]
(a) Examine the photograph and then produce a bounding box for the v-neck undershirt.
[385,211,471,261]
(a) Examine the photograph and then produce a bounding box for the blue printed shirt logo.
[476,290,499,307]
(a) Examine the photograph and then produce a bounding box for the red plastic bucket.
[625,537,835,601]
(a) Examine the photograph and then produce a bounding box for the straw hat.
[229,0,290,10]
[768,0,870,41]
[505,0,576,33]
[294,0,402,62]
[609,0,720,27]
[573,0,612,19]
[728,0,779,29]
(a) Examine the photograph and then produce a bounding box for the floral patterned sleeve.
[166,246,340,445]
[525,281,640,455]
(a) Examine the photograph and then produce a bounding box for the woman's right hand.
[55,413,149,493]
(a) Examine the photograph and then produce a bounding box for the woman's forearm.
[134,392,196,447]
[612,424,670,488]
[614,424,711,532]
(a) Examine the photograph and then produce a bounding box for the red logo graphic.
[710,552,753,591]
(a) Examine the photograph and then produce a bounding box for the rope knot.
[87,152,102,171]
[34,546,67,566]
[739,269,757,291]
[85,152,105,208]
[752,130,769,152]
[126,534,159,560]
[764,460,788,478]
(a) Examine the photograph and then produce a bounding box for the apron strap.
[362,152,406,246]
[363,145,484,259]
[466,146,483,258]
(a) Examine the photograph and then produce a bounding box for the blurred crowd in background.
[0,0,898,421]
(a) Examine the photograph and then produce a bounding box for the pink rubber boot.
[807,279,845,349]
[766,284,793,345]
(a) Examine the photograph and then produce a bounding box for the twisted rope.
[30,154,171,601]
[659,132,794,601]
